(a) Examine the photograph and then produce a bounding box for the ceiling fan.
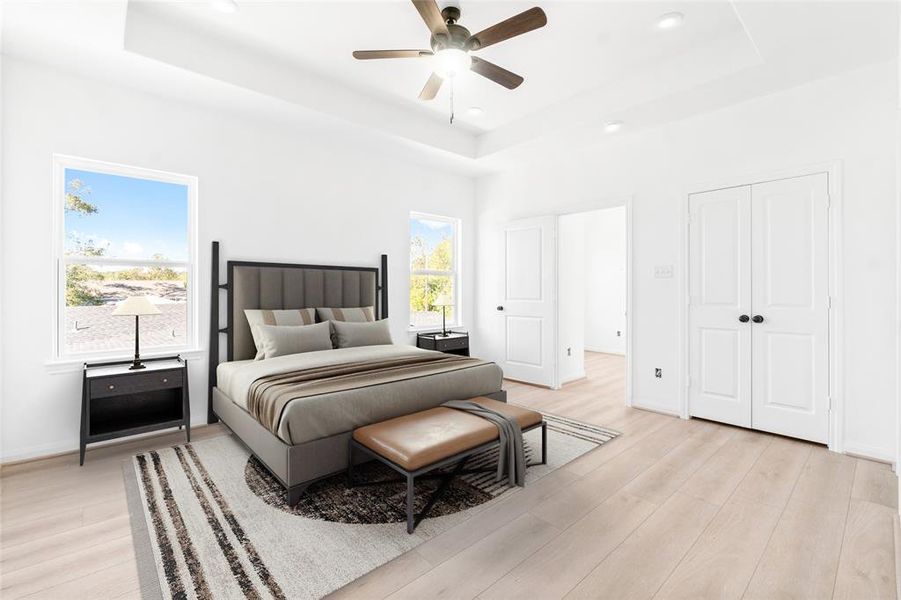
[352,0,547,102]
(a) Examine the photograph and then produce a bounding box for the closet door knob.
[752,315,764,323]
[738,315,750,323]
[496,306,504,311]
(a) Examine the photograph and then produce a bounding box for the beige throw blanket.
[247,353,490,435]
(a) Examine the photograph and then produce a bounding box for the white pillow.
[245,308,316,360]
[332,319,393,349]
[253,322,333,360]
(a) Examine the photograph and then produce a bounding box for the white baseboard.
[630,397,682,417]
[560,370,587,385]
[0,439,79,464]
[0,417,211,465]
[584,346,626,356]
[842,441,896,465]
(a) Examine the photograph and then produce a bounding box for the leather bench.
[348,397,546,533]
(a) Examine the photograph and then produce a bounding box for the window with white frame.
[54,156,197,359]
[409,212,460,329]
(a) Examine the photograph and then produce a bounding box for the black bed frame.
[207,240,389,424]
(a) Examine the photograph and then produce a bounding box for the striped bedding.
[217,345,504,444]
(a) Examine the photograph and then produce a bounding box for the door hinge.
[826,194,831,209]
[827,295,832,309]
[827,395,832,410]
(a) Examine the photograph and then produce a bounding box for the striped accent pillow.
[315,306,375,323]
[244,309,316,360]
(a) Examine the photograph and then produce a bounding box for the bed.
[207,241,506,504]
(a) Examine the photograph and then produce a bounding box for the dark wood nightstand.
[80,356,190,465]
[416,332,470,357]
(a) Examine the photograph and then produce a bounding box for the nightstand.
[417,332,470,357]
[80,356,189,465]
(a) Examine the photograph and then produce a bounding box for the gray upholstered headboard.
[208,241,388,423]
[229,264,378,361]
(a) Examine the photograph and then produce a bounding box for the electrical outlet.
[567,347,571,356]
[616,330,621,337]
[654,265,674,279]
[655,368,662,378]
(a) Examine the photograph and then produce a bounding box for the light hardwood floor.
[1,352,897,599]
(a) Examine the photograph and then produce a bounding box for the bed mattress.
[215,344,503,445]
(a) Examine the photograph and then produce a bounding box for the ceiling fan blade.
[412,0,450,39]
[470,56,524,90]
[418,72,443,100]
[352,50,432,60]
[468,7,547,50]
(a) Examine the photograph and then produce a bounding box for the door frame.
[552,197,634,405]
[680,161,844,453]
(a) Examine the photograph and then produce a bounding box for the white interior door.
[688,186,753,427]
[498,216,557,386]
[750,174,830,443]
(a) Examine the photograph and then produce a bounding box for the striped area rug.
[124,412,619,599]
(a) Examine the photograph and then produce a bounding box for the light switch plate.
[654,265,674,279]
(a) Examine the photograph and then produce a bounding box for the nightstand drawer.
[90,369,183,398]
[437,336,468,351]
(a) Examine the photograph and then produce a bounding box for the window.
[409,212,460,329]
[53,156,197,359]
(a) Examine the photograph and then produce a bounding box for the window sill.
[408,325,463,334]
[45,348,206,374]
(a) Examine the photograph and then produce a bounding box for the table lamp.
[432,293,453,337]
[112,296,161,370]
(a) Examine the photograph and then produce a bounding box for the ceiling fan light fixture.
[432,48,472,79]
[604,120,624,133]
[656,12,684,30]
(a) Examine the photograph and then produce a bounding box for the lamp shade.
[112,296,161,317]
[432,294,453,307]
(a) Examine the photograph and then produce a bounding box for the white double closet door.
[688,173,830,443]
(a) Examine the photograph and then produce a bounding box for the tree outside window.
[55,158,195,358]
[410,213,460,328]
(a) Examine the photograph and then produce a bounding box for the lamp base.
[129,361,146,370]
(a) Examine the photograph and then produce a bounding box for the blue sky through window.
[410,217,453,262]
[64,168,189,261]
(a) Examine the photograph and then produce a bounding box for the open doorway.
[557,206,628,405]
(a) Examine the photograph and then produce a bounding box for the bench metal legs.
[541,421,547,465]
[407,455,471,533]
[348,420,548,534]
[406,475,414,534]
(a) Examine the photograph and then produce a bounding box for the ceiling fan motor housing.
[431,23,471,51]
[430,7,473,52]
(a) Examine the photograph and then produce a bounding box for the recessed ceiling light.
[604,120,623,133]
[466,107,485,117]
[209,0,239,14]
[656,12,684,30]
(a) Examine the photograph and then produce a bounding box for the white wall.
[474,59,899,462]
[584,207,627,355]
[557,213,586,384]
[0,57,476,462]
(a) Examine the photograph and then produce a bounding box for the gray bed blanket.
[248,353,493,436]
[442,399,526,487]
